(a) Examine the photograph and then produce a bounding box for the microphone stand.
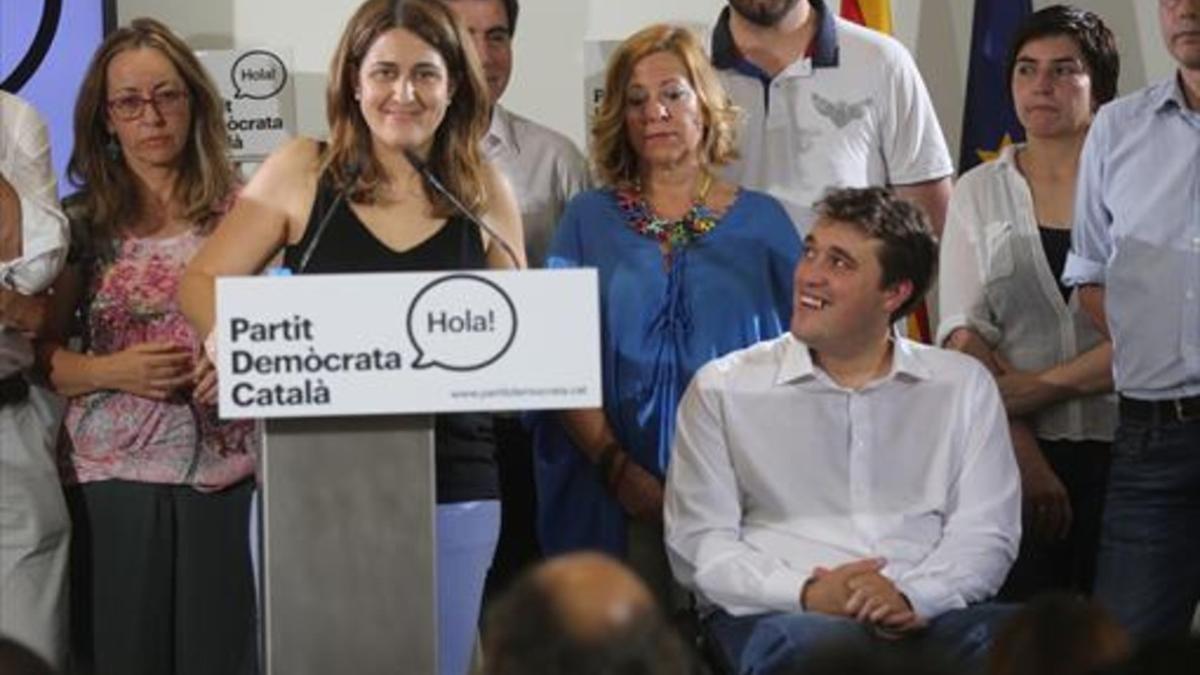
[402,148,522,270]
[294,162,361,274]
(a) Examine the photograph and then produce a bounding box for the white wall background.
[116,0,1174,164]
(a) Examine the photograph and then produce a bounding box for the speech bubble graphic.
[407,274,518,371]
[230,49,288,100]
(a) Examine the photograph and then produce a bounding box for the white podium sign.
[215,269,600,418]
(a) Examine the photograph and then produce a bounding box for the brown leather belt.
[1119,394,1200,424]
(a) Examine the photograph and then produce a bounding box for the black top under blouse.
[1037,225,1072,304]
[283,172,497,504]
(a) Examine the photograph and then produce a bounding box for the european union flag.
[959,0,1033,173]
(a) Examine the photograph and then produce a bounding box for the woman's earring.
[105,134,121,161]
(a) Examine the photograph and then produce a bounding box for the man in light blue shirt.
[1062,0,1200,641]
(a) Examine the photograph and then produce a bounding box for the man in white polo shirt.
[442,0,590,599]
[712,0,953,234]
[665,187,1018,673]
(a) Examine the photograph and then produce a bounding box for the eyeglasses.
[106,89,189,121]
[625,83,696,117]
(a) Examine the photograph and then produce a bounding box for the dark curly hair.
[814,187,937,323]
[1006,5,1120,110]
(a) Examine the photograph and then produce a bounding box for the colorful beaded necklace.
[615,172,719,249]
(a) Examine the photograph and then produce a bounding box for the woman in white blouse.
[938,5,1119,600]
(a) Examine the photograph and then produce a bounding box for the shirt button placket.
[848,393,873,537]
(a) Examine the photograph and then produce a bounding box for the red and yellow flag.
[840,0,893,34]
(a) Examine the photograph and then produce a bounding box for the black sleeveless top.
[283,172,497,504]
[1037,226,1072,304]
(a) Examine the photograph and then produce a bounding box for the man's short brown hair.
[814,187,937,323]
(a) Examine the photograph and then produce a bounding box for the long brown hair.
[591,24,739,187]
[67,17,234,237]
[323,0,491,216]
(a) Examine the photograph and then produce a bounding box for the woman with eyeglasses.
[37,18,257,674]
[532,25,799,601]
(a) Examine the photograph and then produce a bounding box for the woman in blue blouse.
[533,24,800,594]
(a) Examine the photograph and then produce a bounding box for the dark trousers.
[1093,414,1200,641]
[1000,438,1111,600]
[482,416,543,604]
[67,479,256,675]
[706,603,1016,675]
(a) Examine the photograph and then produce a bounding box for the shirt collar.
[1153,72,1197,115]
[711,0,839,72]
[775,333,932,388]
[890,337,933,381]
[993,143,1022,171]
[483,104,519,156]
[775,333,817,384]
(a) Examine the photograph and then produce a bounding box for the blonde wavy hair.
[591,24,740,187]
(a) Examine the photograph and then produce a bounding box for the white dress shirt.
[938,144,1115,442]
[0,92,69,376]
[482,105,589,268]
[665,334,1020,621]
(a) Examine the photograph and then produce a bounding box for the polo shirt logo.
[812,93,871,129]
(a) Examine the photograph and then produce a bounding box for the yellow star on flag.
[976,133,1016,164]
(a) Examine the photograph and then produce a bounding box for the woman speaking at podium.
[179,0,524,672]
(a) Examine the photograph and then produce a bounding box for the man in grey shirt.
[443,0,589,267]
[1062,0,1200,641]
[442,0,590,597]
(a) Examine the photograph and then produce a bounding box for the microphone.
[294,160,361,274]
[402,148,522,270]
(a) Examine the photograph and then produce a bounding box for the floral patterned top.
[60,209,257,491]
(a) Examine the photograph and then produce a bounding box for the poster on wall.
[196,47,297,163]
[1,0,114,196]
[583,39,619,153]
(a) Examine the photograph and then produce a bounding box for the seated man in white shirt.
[665,187,1020,674]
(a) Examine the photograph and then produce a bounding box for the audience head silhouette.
[484,553,690,675]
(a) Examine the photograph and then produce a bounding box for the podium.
[259,415,436,673]
[216,270,599,674]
